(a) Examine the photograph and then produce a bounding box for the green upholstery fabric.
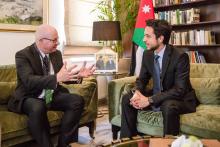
[62,81,97,109]
[180,105,220,139]
[190,63,220,78]
[108,63,220,139]
[62,80,98,125]
[0,82,16,104]
[1,111,63,140]
[0,65,17,105]
[108,76,136,122]
[137,111,163,136]
[0,65,17,82]
[0,65,98,146]
[190,78,220,104]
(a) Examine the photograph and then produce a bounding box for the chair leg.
[112,124,120,140]
[87,121,96,138]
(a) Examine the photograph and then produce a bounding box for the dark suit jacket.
[8,43,77,113]
[135,45,199,112]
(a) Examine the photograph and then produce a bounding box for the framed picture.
[0,0,48,31]
[95,49,118,73]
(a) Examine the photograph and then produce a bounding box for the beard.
[147,44,160,51]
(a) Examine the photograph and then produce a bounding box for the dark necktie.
[42,55,53,104]
[43,56,50,75]
[153,55,161,94]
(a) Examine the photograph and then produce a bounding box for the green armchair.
[108,63,220,139]
[0,65,98,147]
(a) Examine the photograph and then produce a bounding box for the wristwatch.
[148,97,154,105]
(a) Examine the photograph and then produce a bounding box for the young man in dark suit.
[8,24,95,147]
[120,19,198,138]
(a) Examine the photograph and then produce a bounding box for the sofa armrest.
[108,76,136,121]
[61,77,97,109]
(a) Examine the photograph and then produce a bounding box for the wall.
[0,32,35,65]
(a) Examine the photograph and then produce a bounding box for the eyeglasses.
[41,38,59,44]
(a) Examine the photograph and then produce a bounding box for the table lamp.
[92,21,122,51]
[92,21,122,72]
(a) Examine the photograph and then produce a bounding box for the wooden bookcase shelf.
[155,0,220,63]
[172,21,220,29]
[154,0,220,12]
[174,44,220,48]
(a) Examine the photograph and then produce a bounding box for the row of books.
[170,30,216,45]
[185,51,206,63]
[153,0,197,7]
[155,8,200,25]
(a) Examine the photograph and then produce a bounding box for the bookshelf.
[172,21,220,28]
[154,0,220,63]
[154,0,220,11]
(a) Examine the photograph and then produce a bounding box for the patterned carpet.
[71,107,113,147]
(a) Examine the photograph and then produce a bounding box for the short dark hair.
[145,19,172,44]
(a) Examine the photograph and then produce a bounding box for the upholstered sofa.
[108,63,220,139]
[0,65,98,147]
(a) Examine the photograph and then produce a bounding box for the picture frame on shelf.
[0,0,48,31]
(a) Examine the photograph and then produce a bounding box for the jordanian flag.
[130,0,155,76]
[132,0,155,49]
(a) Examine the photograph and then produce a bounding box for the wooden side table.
[149,138,220,147]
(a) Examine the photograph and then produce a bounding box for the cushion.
[190,78,220,104]
[0,82,16,104]
[0,65,17,82]
[190,64,220,78]
[0,111,63,140]
[137,110,163,136]
[180,104,220,139]
[62,81,97,109]
[111,111,164,136]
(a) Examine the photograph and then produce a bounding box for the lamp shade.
[92,21,122,41]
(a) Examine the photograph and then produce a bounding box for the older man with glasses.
[8,24,95,147]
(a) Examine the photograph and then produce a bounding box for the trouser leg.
[120,92,138,138]
[112,125,120,139]
[160,99,189,136]
[51,92,85,147]
[23,98,53,147]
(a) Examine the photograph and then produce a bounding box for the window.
[64,0,101,46]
